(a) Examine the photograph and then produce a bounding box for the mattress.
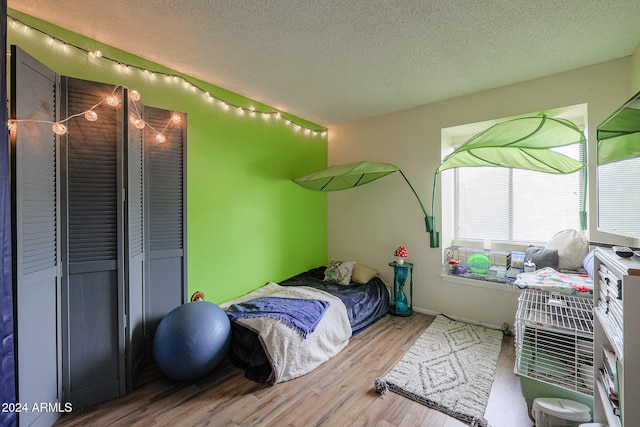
[226,266,390,383]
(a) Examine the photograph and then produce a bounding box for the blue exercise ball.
[153,301,231,381]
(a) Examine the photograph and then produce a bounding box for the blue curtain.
[1,0,17,425]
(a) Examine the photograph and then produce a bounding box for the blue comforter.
[279,267,390,336]
[226,296,329,339]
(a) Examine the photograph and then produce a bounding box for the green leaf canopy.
[293,116,587,249]
[436,115,586,175]
[294,160,439,246]
[294,160,399,191]
[434,114,587,235]
[597,94,640,165]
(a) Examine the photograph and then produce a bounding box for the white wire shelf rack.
[515,289,594,395]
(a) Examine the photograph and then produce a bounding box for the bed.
[220,266,390,384]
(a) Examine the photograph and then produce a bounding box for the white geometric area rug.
[376,315,504,427]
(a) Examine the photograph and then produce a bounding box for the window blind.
[455,144,583,244]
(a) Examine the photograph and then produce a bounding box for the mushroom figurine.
[394,246,408,265]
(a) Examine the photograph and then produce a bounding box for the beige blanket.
[220,282,351,384]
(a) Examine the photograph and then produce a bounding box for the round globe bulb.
[52,122,68,135]
[129,90,141,101]
[106,95,119,107]
[84,110,98,122]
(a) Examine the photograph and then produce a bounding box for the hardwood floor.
[54,313,533,426]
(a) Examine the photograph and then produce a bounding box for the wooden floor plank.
[54,312,533,426]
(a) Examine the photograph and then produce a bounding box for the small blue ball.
[153,301,231,381]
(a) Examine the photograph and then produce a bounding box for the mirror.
[597,91,640,239]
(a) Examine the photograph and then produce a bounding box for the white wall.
[328,57,634,328]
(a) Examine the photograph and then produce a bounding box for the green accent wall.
[8,10,328,304]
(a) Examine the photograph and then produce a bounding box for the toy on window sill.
[467,252,490,274]
[448,259,467,275]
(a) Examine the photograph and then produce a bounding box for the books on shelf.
[599,368,618,399]
[610,396,621,417]
[603,347,618,380]
[599,265,623,339]
[597,306,624,354]
[601,346,622,419]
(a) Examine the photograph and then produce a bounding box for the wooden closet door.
[60,78,126,407]
[143,107,187,341]
[125,96,145,391]
[10,48,184,414]
[10,46,62,427]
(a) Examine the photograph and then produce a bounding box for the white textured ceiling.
[7,0,640,126]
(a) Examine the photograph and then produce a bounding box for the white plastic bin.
[532,398,591,426]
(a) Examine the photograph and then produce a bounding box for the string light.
[9,83,178,143]
[106,94,120,107]
[7,14,327,137]
[129,90,141,101]
[129,114,142,129]
[52,122,68,135]
[84,110,98,121]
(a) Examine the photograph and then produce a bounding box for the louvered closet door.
[125,97,145,391]
[10,46,62,427]
[144,107,187,338]
[60,78,126,407]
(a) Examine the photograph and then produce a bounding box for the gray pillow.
[525,246,559,270]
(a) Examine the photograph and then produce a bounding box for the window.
[598,156,640,238]
[441,106,587,246]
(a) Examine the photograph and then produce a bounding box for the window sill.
[440,273,521,293]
